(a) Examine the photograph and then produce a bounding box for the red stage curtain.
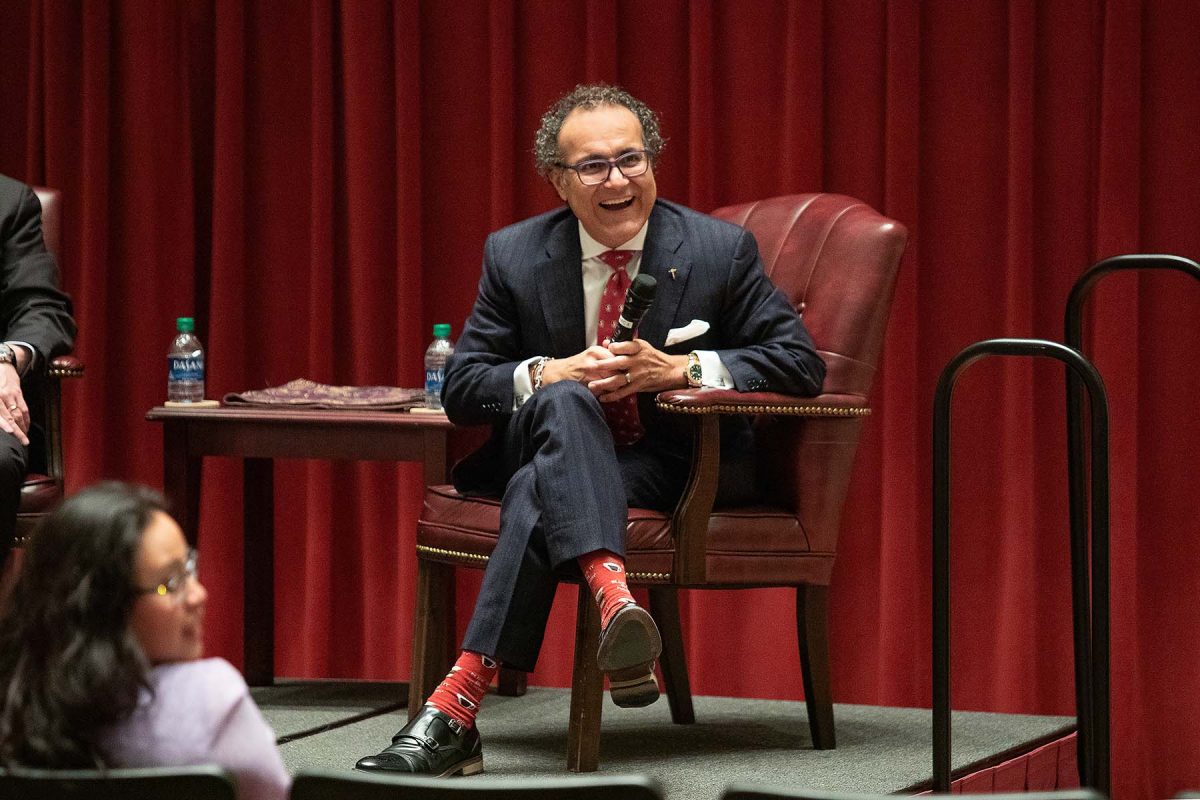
[3,2,1198,797]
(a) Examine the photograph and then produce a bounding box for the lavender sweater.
[99,658,290,800]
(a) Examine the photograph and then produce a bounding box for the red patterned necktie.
[596,249,644,446]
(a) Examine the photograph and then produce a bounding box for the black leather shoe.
[355,706,483,777]
[597,603,662,708]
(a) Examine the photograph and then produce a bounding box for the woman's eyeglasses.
[135,549,199,601]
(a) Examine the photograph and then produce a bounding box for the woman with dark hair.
[0,482,289,800]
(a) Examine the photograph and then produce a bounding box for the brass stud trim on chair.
[48,364,85,378]
[416,544,490,564]
[416,545,672,582]
[656,402,870,418]
[628,570,671,582]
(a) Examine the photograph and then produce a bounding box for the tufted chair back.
[712,194,905,555]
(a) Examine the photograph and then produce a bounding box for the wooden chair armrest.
[669,414,719,586]
[660,388,869,585]
[655,388,869,417]
[48,355,84,379]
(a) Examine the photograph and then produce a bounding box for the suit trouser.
[460,380,691,672]
[0,430,29,571]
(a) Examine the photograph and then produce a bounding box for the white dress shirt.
[510,220,732,408]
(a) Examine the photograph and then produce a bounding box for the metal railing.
[932,338,1109,794]
[933,253,1200,795]
[1063,254,1200,792]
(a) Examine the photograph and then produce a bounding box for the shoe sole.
[438,755,484,778]
[597,605,662,708]
[608,666,660,707]
[596,605,662,672]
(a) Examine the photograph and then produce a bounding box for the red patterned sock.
[425,650,499,729]
[578,549,637,630]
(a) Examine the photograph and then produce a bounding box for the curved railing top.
[1066,254,1200,350]
[935,338,1107,409]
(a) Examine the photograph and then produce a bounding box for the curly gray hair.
[533,84,666,177]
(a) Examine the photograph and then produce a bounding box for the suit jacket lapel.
[537,216,587,356]
[636,205,691,348]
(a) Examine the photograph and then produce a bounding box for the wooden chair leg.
[649,586,695,724]
[797,583,836,749]
[496,667,528,696]
[409,559,454,718]
[567,584,604,772]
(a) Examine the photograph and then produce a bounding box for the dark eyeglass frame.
[135,548,199,600]
[557,149,651,185]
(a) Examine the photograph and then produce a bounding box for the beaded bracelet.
[532,357,554,392]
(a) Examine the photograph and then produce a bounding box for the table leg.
[243,457,274,686]
[163,422,202,547]
[422,428,447,486]
[420,426,457,688]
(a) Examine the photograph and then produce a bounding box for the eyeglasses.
[558,149,651,185]
[135,549,199,601]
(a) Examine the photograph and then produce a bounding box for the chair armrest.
[655,388,869,417]
[659,388,869,585]
[48,355,84,379]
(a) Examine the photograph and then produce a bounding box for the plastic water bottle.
[167,317,205,403]
[424,323,454,410]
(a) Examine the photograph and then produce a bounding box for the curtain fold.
[3,2,1198,797]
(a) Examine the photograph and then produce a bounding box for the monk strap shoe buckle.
[356,706,484,777]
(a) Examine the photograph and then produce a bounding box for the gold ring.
[6,405,16,411]
[624,372,632,386]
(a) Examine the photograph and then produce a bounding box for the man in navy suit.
[357,85,825,776]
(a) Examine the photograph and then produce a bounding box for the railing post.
[933,338,1109,793]
[1063,254,1200,794]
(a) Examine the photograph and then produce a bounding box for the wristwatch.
[685,351,703,388]
[0,343,15,370]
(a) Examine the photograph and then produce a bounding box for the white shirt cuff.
[512,356,541,411]
[4,341,37,376]
[695,350,733,388]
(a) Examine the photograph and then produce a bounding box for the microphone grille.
[628,273,657,303]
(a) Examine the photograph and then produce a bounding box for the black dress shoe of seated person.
[597,603,662,708]
[355,706,483,777]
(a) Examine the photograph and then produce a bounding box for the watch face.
[0,343,13,365]
[687,358,703,387]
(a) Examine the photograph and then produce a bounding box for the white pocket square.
[665,319,710,347]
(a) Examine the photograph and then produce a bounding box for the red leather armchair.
[411,193,907,771]
[13,187,84,545]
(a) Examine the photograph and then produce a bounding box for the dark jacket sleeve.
[713,227,825,396]
[0,183,76,370]
[440,233,523,426]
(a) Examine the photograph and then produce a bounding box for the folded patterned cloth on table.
[223,379,425,411]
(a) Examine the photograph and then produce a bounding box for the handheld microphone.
[610,274,657,343]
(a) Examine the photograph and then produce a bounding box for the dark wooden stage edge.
[911,730,1079,795]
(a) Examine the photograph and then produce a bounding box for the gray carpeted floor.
[254,682,1072,799]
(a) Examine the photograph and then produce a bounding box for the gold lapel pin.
[669,268,678,280]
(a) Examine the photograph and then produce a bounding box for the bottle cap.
[177,317,195,332]
[433,323,452,338]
